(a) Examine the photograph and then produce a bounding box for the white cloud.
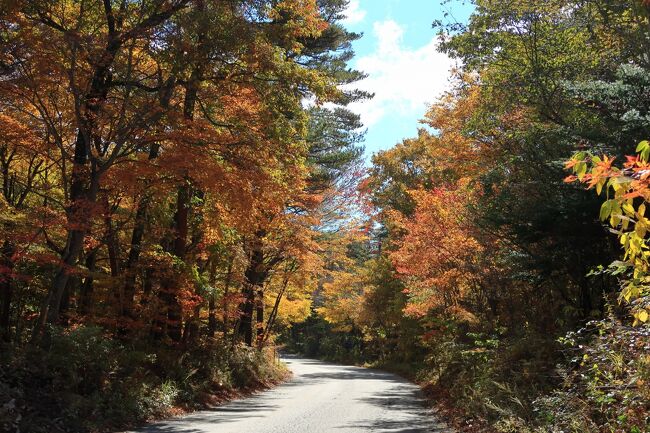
[341,0,366,25]
[346,20,456,128]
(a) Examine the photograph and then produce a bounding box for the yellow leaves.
[568,140,650,325]
[317,268,366,327]
[267,274,314,326]
[635,219,648,239]
[634,309,649,325]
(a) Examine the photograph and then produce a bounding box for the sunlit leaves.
[567,142,650,325]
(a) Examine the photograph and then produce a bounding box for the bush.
[0,326,288,433]
[531,318,649,433]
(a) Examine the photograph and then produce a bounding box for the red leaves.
[625,155,639,167]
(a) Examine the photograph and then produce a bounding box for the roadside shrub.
[0,326,288,433]
[531,318,649,433]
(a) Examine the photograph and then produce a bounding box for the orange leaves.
[389,185,483,319]
[358,79,509,322]
[269,0,328,44]
[565,142,650,324]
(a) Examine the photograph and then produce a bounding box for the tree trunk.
[256,287,264,345]
[165,183,189,342]
[238,235,267,346]
[155,55,202,342]
[0,240,15,342]
[123,145,159,318]
[262,276,289,345]
[208,294,217,338]
[103,194,122,318]
[240,285,255,347]
[79,250,97,316]
[207,258,218,337]
[219,258,234,336]
[33,37,118,339]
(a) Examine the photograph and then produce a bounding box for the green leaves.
[636,140,650,162]
[571,139,650,326]
[600,199,619,221]
[575,161,588,180]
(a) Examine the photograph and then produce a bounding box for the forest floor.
[124,354,451,433]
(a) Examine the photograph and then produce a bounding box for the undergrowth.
[283,315,649,433]
[0,326,287,433]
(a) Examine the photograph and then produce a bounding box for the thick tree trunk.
[34,39,117,339]
[240,285,255,347]
[238,236,267,347]
[123,198,148,317]
[167,183,189,342]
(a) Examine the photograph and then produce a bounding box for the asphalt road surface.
[129,354,452,433]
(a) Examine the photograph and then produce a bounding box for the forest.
[0,1,649,433]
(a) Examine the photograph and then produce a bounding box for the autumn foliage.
[291,2,650,433]
[0,2,367,429]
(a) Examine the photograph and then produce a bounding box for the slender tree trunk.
[208,294,217,337]
[123,145,159,318]
[79,250,97,316]
[262,276,289,345]
[156,55,203,342]
[207,258,219,337]
[142,268,153,302]
[0,240,15,342]
[102,194,122,319]
[255,287,264,345]
[218,258,233,336]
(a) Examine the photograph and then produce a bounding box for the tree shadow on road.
[128,398,280,433]
[342,383,453,433]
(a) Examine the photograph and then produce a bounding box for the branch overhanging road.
[128,355,452,433]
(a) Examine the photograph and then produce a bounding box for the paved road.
[130,355,452,433]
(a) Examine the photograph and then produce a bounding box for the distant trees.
[298,1,649,431]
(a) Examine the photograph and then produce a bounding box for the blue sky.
[340,0,474,159]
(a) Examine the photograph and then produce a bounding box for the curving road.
[129,354,452,433]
